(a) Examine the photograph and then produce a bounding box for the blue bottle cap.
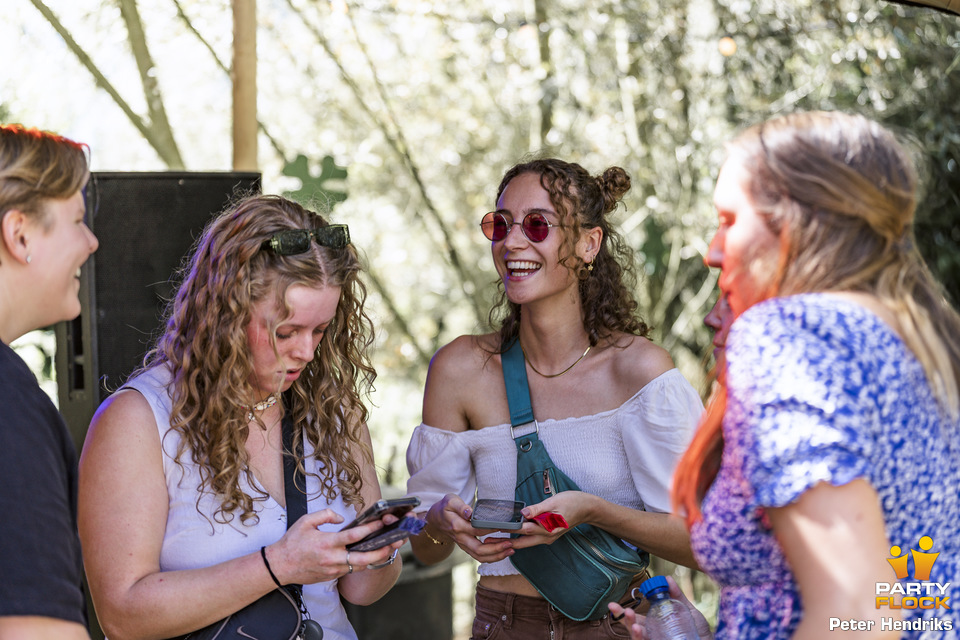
[639,575,670,597]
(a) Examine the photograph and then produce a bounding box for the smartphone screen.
[471,498,525,530]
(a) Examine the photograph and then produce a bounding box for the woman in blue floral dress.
[620,112,960,640]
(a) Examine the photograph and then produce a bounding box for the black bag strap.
[281,400,333,637]
[502,339,536,430]
[281,393,308,529]
[280,394,307,599]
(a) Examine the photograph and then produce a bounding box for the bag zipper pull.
[543,470,553,495]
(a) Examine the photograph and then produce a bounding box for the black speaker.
[55,171,261,451]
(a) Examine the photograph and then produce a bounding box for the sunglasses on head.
[480,211,560,243]
[261,225,351,255]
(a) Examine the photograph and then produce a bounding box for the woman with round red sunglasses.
[405,158,703,639]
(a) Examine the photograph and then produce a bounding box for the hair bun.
[598,167,631,212]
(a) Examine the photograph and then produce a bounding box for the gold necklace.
[243,394,278,421]
[520,343,592,379]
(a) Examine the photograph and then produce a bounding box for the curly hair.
[0,124,89,242]
[136,194,376,525]
[673,111,960,525]
[488,158,650,351]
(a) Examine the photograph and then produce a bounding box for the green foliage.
[11,0,957,492]
[11,329,58,404]
[712,0,960,304]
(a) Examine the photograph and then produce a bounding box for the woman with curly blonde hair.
[406,158,703,639]
[79,194,403,640]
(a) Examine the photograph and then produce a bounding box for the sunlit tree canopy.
[2,0,957,486]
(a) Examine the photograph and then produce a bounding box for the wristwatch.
[368,548,399,569]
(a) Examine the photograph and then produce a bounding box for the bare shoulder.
[427,334,496,380]
[607,333,677,391]
[422,333,505,432]
[88,387,157,432]
[82,388,162,462]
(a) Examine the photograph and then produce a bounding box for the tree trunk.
[233,0,258,171]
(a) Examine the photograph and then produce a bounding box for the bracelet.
[260,545,284,588]
[367,548,399,570]
[422,527,447,545]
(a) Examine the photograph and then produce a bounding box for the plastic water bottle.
[639,576,700,640]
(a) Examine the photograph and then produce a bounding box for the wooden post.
[233,0,258,170]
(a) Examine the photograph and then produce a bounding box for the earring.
[25,255,32,264]
[586,262,593,273]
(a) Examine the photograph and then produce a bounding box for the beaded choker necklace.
[243,394,278,421]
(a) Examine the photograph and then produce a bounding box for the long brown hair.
[488,158,650,350]
[137,194,376,524]
[673,112,960,525]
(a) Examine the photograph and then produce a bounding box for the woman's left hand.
[513,490,699,569]
[509,491,595,548]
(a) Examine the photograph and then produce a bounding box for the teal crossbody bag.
[502,339,650,621]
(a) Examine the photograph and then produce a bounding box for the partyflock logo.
[832,536,952,632]
[875,536,950,610]
[888,536,939,581]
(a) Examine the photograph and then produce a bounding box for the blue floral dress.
[690,294,960,639]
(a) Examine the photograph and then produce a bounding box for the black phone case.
[342,497,421,530]
[346,516,425,551]
[347,521,409,551]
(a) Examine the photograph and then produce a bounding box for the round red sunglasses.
[480,211,560,243]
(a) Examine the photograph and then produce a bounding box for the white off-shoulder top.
[405,368,703,576]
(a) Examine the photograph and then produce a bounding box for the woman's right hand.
[426,494,515,564]
[607,576,713,640]
[266,508,401,585]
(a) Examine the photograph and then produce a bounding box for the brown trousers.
[471,584,631,640]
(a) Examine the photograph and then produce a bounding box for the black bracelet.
[260,545,283,588]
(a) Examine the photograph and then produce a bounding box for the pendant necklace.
[520,342,592,379]
[243,393,278,421]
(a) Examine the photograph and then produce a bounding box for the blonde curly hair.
[137,193,376,524]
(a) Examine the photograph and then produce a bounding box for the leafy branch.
[28,0,184,168]
[284,0,486,323]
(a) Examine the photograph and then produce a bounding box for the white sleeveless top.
[405,368,703,576]
[124,366,359,640]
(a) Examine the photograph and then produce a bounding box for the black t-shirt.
[0,340,87,624]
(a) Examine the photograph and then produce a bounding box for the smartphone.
[341,496,421,531]
[346,515,426,551]
[471,498,525,530]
